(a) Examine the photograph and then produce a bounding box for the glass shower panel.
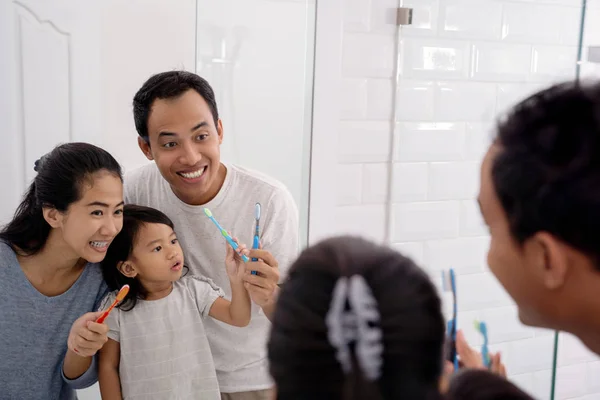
[393,0,589,399]
[195,0,317,248]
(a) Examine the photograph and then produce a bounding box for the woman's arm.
[98,338,123,400]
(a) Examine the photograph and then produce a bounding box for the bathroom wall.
[309,0,600,399]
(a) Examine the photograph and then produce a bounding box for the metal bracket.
[396,7,413,26]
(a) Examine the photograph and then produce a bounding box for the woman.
[0,142,124,399]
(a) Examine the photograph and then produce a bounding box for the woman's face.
[50,171,124,263]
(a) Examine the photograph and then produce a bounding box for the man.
[478,81,600,355]
[124,71,299,399]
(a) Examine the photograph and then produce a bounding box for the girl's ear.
[117,261,137,278]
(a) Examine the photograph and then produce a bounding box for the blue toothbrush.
[203,208,250,263]
[250,203,261,275]
[474,320,491,368]
[442,268,458,371]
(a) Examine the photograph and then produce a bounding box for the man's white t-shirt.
[124,163,299,393]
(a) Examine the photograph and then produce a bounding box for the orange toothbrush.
[96,284,130,323]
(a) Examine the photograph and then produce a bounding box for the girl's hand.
[67,311,109,357]
[225,236,249,283]
[453,330,507,376]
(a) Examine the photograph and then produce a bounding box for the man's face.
[139,89,225,205]
[478,145,554,328]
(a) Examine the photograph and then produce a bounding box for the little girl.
[98,204,251,400]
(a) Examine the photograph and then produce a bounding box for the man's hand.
[243,249,280,319]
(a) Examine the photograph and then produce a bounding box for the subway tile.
[340,79,368,120]
[392,162,429,202]
[496,83,547,115]
[335,164,363,206]
[396,122,466,162]
[555,364,588,399]
[587,362,600,394]
[395,81,435,121]
[424,236,488,274]
[334,204,387,243]
[502,4,581,45]
[471,42,532,82]
[338,121,392,163]
[439,0,502,40]
[509,373,536,398]
[480,306,535,344]
[391,201,460,241]
[342,33,396,78]
[343,0,371,32]
[456,272,513,311]
[510,335,556,374]
[367,79,395,120]
[362,163,389,204]
[532,369,553,399]
[558,333,598,366]
[428,161,479,200]
[460,199,488,236]
[530,45,578,82]
[465,122,494,161]
[391,241,426,267]
[435,81,497,121]
[400,38,471,80]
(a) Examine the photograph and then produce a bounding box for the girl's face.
[127,222,184,285]
[49,171,124,263]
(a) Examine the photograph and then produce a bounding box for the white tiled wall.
[334,0,600,399]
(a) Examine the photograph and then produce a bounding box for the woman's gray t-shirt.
[0,242,108,400]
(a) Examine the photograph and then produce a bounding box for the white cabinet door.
[0,0,102,224]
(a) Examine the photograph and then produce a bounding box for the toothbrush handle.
[250,235,260,275]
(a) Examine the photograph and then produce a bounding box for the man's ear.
[529,232,569,290]
[42,207,63,229]
[117,261,138,278]
[138,136,154,160]
[217,119,224,145]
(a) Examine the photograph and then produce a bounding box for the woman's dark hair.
[101,204,180,311]
[132,70,219,141]
[0,142,122,255]
[492,80,600,267]
[446,369,534,400]
[268,235,445,400]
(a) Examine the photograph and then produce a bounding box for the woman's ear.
[42,207,63,228]
[117,261,137,278]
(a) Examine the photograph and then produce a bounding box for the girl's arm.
[98,338,123,400]
[208,239,252,326]
[208,280,251,327]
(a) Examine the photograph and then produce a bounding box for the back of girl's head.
[101,204,175,310]
[0,142,122,255]
[447,369,534,400]
[268,235,445,400]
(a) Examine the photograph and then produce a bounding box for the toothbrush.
[251,203,261,275]
[96,284,130,323]
[442,268,458,371]
[474,320,491,368]
[203,208,250,263]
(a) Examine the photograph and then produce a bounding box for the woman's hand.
[456,330,506,376]
[67,311,109,357]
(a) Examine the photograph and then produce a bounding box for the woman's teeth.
[90,241,108,248]
[180,167,206,179]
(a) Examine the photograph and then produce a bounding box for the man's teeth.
[180,167,206,179]
[90,241,108,248]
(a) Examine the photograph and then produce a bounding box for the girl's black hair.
[0,142,122,255]
[101,204,184,311]
[268,235,445,400]
[446,369,534,400]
